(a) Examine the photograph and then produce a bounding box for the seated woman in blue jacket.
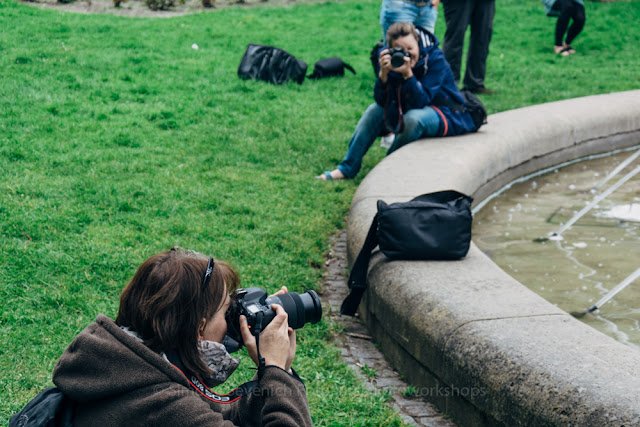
[318,22,477,180]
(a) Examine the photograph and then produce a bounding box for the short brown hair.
[116,248,239,377]
[386,22,418,47]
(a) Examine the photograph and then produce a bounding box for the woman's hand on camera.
[260,304,293,370]
[239,285,288,364]
[378,49,392,83]
[269,286,296,371]
[285,328,296,372]
[395,57,413,80]
[239,304,294,372]
[379,49,413,81]
[240,315,259,365]
[270,286,288,298]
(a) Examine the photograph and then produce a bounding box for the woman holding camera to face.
[52,248,312,426]
[318,22,477,181]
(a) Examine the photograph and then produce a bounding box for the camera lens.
[267,290,322,329]
[391,51,406,68]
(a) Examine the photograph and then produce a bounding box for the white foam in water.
[573,242,588,249]
[599,203,640,222]
[595,314,638,350]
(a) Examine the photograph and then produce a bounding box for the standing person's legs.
[415,2,438,34]
[442,0,473,83]
[387,107,442,154]
[555,0,573,47]
[565,2,586,46]
[462,0,495,91]
[380,0,420,39]
[336,104,386,178]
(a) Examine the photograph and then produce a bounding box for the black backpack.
[10,387,75,427]
[459,89,488,131]
[237,44,307,85]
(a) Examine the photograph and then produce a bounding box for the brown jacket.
[53,315,313,426]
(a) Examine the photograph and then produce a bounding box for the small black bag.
[237,44,307,85]
[341,190,473,316]
[10,387,75,427]
[308,57,356,79]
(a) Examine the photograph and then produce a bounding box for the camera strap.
[165,350,258,405]
[253,312,268,379]
[395,87,404,133]
[383,86,404,135]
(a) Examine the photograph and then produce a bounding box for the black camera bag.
[10,387,75,427]
[441,90,488,132]
[460,89,488,131]
[237,44,307,85]
[341,190,473,316]
[308,57,356,79]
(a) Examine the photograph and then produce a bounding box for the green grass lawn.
[1,0,639,424]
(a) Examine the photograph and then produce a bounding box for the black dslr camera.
[223,288,322,352]
[389,47,410,68]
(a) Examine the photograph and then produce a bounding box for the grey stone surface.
[345,91,640,426]
[444,317,640,426]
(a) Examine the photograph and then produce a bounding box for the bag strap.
[340,213,380,316]
[343,62,356,75]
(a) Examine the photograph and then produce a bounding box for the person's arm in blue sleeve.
[401,48,448,110]
[373,46,392,106]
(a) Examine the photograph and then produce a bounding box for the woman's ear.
[197,318,207,340]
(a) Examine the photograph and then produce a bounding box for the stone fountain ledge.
[346,90,640,426]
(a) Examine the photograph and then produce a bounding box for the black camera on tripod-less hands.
[389,47,410,68]
[223,287,322,353]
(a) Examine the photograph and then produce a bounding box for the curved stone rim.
[346,90,640,426]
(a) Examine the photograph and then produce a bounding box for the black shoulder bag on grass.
[341,190,473,316]
[308,57,356,79]
[237,44,307,85]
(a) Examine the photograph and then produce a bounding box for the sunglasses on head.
[201,257,215,291]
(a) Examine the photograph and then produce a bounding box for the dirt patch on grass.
[23,0,307,18]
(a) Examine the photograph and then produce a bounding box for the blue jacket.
[373,28,476,137]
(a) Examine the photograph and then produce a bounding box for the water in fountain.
[473,149,640,350]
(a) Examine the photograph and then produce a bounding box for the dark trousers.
[555,0,586,46]
[442,0,495,91]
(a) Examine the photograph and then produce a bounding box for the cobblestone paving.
[320,230,457,427]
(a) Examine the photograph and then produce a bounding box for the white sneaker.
[380,133,394,149]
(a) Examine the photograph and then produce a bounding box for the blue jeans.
[380,0,438,36]
[337,104,442,178]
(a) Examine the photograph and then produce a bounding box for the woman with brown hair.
[52,248,312,426]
